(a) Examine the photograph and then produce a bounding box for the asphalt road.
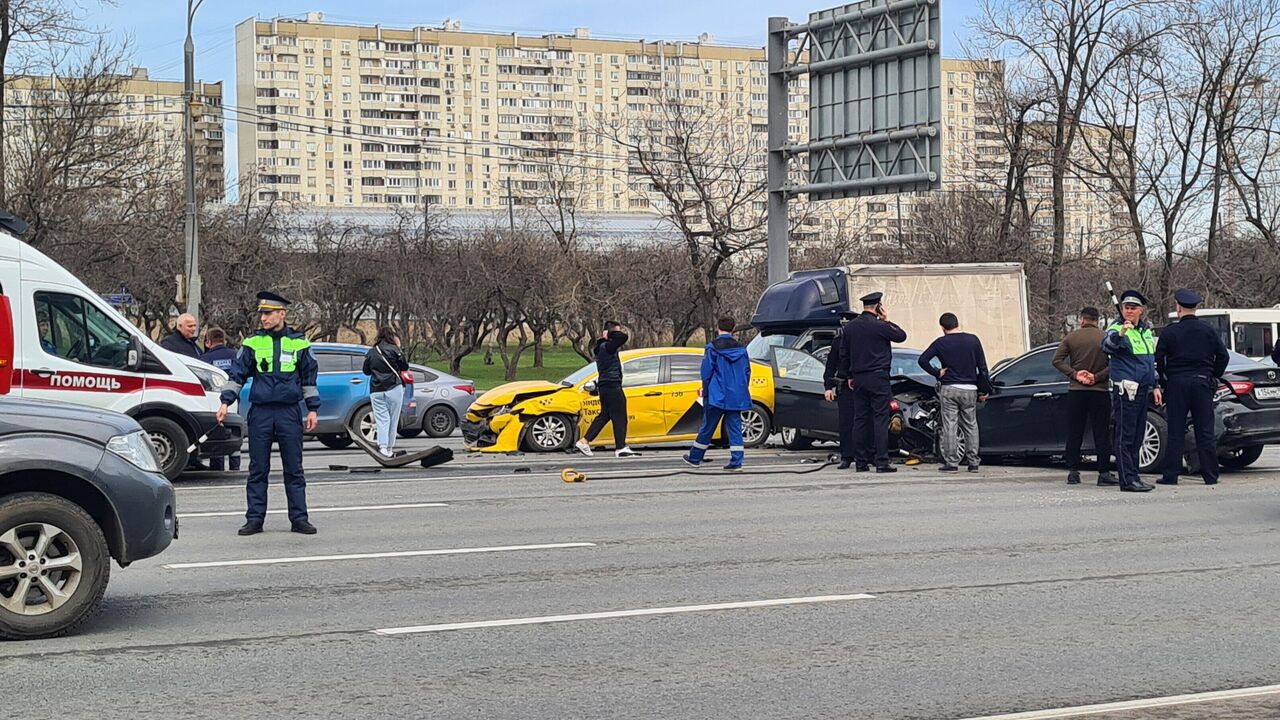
[5,439,1280,720]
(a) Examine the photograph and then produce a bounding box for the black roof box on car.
[749,267,850,332]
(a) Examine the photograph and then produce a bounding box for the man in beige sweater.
[1052,307,1119,486]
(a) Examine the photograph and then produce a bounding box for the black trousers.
[1163,374,1218,483]
[837,385,856,461]
[850,372,892,467]
[583,385,628,449]
[1064,390,1113,472]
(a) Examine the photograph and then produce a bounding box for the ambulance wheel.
[140,416,188,481]
[318,434,353,450]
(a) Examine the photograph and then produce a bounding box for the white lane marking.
[178,502,447,518]
[162,542,595,570]
[175,460,828,491]
[372,593,876,636]
[956,683,1280,719]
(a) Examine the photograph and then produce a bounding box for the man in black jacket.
[576,321,639,457]
[160,313,202,359]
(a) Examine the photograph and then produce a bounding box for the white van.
[0,214,244,479]
[1167,308,1280,362]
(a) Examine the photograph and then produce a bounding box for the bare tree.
[597,97,767,336]
[972,0,1165,317]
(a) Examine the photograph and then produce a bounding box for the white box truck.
[749,262,1031,363]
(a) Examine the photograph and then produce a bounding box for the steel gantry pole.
[766,17,791,286]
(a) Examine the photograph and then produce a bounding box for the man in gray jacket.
[1052,307,1117,486]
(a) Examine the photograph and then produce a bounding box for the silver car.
[399,364,477,438]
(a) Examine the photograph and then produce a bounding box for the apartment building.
[7,68,225,201]
[235,12,798,211]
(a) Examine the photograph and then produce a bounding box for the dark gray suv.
[0,397,176,640]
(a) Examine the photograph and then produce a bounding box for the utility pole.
[182,0,205,317]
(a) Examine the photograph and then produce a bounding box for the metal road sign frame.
[767,0,942,284]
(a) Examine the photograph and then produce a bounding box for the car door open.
[770,347,840,436]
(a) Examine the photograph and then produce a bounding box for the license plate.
[1256,386,1280,400]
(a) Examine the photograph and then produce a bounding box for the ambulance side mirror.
[126,337,141,372]
[0,295,13,396]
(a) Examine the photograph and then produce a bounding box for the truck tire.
[0,492,111,640]
[139,416,189,481]
[317,434,353,450]
[1219,445,1264,470]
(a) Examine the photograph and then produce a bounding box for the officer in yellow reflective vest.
[1101,289,1162,493]
[217,291,321,536]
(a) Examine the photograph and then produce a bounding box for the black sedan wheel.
[1138,413,1168,474]
[1219,445,1264,470]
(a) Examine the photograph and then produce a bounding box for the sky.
[85,0,981,190]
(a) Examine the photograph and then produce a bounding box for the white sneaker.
[379,447,394,459]
[616,447,641,458]
[575,439,594,456]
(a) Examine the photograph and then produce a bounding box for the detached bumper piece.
[341,428,456,470]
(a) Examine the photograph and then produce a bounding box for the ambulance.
[0,213,244,480]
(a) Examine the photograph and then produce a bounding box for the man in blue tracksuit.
[217,291,321,535]
[684,317,752,471]
[202,327,241,472]
[1101,289,1161,493]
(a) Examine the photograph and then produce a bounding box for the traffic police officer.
[217,291,321,536]
[1155,288,1229,486]
[823,311,858,468]
[840,292,907,472]
[1101,290,1160,493]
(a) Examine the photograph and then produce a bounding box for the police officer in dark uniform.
[823,311,858,468]
[841,292,908,472]
[217,292,321,536]
[1155,288,1229,486]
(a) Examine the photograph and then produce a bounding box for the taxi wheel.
[741,404,772,448]
[522,413,575,453]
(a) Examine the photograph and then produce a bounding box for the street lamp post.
[182,0,205,317]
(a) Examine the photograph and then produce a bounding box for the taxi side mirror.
[583,381,598,395]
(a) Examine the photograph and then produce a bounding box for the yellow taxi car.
[461,347,775,453]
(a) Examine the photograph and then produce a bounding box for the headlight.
[491,405,512,417]
[189,365,227,392]
[108,430,161,473]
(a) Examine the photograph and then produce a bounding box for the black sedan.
[770,345,1280,472]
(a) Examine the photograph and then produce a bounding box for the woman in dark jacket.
[362,327,410,458]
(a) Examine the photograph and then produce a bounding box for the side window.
[34,292,131,369]
[621,356,662,388]
[993,350,1060,386]
[669,355,702,383]
[412,368,437,384]
[316,352,356,373]
[772,347,826,382]
[1233,323,1274,358]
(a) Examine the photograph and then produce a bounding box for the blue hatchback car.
[239,343,416,449]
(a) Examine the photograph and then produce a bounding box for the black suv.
[0,397,176,639]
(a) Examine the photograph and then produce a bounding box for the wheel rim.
[0,523,83,616]
[780,427,798,444]
[741,410,766,445]
[1140,420,1161,468]
[529,416,567,450]
[359,411,377,442]
[147,431,176,467]
[429,410,452,434]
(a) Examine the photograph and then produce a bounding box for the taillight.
[890,399,901,411]
[454,384,474,395]
[1215,382,1253,402]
